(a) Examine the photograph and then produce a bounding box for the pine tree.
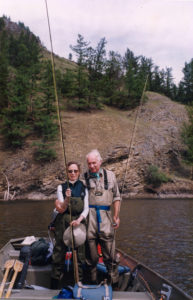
[70,34,89,66]
[0,19,9,110]
[176,82,185,102]
[33,61,57,137]
[181,59,193,104]
[136,56,151,98]
[69,34,90,110]
[85,37,107,108]
[165,67,173,98]
[91,37,107,93]
[122,49,140,108]
[103,51,123,106]
[2,71,30,148]
[33,61,57,161]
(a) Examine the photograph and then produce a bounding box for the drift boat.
[0,237,192,300]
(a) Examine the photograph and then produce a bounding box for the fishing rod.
[111,75,149,282]
[44,0,79,284]
[113,74,149,228]
[120,74,149,195]
[44,0,69,178]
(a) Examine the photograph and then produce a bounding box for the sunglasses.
[68,170,79,174]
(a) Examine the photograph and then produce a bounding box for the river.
[0,198,193,297]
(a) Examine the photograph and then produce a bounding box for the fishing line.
[44,0,78,283]
[120,75,149,196]
[116,75,149,225]
[111,75,149,284]
[44,0,69,181]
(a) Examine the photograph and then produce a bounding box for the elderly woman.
[51,161,88,289]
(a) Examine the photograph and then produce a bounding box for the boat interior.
[0,237,192,300]
[0,237,153,299]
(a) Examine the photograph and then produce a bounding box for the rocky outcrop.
[0,92,192,200]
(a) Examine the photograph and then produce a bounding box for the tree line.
[0,17,192,166]
[0,16,57,160]
[59,34,193,109]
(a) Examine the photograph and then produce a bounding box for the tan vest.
[88,169,116,206]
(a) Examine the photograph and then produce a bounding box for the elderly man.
[85,149,121,286]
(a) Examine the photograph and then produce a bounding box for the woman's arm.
[55,185,70,213]
[80,188,89,219]
[57,185,64,202]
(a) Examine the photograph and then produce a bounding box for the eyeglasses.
[68,170,79,174]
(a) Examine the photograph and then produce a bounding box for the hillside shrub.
[145,165,171,187]
[181,105,193,166]
[33,142,57,162]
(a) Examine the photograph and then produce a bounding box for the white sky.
[1,0,193,84]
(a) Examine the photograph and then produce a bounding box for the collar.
[69,180,78,185]
[89,168,103,178]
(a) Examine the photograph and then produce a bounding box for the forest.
[0,16,192,167]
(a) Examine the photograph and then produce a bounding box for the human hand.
[65,188,71,198]
[112,216,120,229]
[55,199,65,213]
[71,219,81,227]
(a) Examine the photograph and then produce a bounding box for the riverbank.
[1,192,193,201]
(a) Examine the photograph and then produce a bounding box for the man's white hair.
[86,149,102,162]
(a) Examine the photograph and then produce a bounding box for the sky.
[1,0,193,84]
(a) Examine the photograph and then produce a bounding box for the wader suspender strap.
[84,172,90,190]
[84,169,108,190]
[103,169,108,190]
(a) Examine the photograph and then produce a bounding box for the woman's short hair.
[67,161,81,172]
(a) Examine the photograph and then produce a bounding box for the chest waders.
[84,169,119,285]
[84,169,109,232]
[62,182,85,282]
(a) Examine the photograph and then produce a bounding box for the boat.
[0,237,192,300]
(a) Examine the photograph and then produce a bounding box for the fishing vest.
[61,180,85,217]
[84,169,114,206]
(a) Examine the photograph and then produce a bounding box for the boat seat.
[113,291,151,299]
[2,288,60,299]
[25,264,52,288]
[9,250,20,259]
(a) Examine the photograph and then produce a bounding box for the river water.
[0,199,193,297]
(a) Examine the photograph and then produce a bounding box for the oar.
[5,260,23,298]
[0,260,15,298]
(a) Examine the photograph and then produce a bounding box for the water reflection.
[0,199,193,296]
[0,201,54,247]
[116,199,193,296]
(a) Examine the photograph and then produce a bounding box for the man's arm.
[113,200,121,229]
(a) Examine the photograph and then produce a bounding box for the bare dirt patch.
[0,92,192,200]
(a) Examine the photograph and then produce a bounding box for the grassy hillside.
[0,92,192,200]
[41,48,77,72]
